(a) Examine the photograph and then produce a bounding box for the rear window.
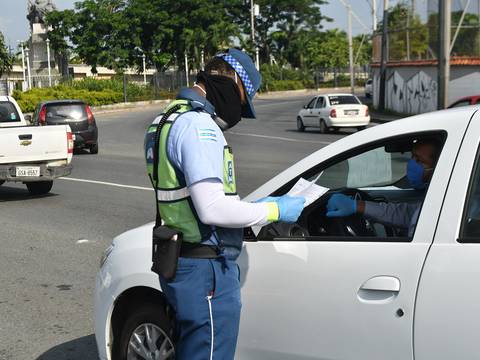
[46,103,86,120]
[0,101,21,123]
[329,96,360,105]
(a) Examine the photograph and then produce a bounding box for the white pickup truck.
[0,96,73,195]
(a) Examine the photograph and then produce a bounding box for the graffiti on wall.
[383,70,437,114]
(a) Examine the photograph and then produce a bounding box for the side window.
[315,97,324,109]
[460,147,480,241]
[258,132,446,242]
[306,98,316,109]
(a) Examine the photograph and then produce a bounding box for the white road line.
[228,131,332,145]
[59,177,153,191]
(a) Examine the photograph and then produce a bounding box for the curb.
[92,99,170,115]
[256,87,365,99]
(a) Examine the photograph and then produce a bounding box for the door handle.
[18,134,32,140]
[357,276,400,302]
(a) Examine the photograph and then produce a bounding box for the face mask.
[406,159,426,189]
[196,71,242,131]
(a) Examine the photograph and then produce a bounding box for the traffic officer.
[144,48,305,360]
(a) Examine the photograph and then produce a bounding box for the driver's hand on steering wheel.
[327,193,359,217]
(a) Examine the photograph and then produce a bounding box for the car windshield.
[329,96,360,105]
[0,101,21,123]
[46,104,86,120]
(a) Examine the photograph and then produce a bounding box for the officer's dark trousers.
[160,257,242,360]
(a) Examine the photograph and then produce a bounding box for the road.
[0,93,369,360]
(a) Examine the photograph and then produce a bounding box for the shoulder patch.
[197,128,217,142]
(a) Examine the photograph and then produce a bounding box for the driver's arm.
[360,201,420,230]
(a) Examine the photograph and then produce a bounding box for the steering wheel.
[323,188,379,237]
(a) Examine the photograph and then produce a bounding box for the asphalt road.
[0,93,370,360]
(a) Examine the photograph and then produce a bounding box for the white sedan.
[95,106,480,360]
[297,93,370,133]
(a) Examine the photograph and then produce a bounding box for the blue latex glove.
[326,193,357,217]
[277,195,305,223]
[406,159,426,189]
[255,196,280,203]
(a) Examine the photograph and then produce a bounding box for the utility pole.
[46,38,52,87]
[372,0,377,31]
[19,42,26,85]
[201,49,205,70]
[378,0,389,111]
[25,47,32,90]
[347,5,355,94]
[251,1,260,70]
[438,0,451,109]
[184,50,189,87]
[142,53,147,85]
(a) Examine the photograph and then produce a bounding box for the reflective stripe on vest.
[157,187,190,202]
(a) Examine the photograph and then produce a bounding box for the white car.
[96,106,480,360]
[296,93,370,133]
[365,78,373,98]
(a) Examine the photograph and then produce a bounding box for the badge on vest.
[227,160,233,184]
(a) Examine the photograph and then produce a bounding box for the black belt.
[180,242,220,259]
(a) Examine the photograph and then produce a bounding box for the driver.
[325,139,440,237]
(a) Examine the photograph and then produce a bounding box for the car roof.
[322,93,358,97]
[42,99,86,105]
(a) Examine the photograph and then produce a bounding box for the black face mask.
[196,71,242,131]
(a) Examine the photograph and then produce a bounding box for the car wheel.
[26,181,53,195]
[90,143,99,154]
[113,303,175,360]
[357,126,366,131]
[296,117,305,132]
[0,180,4,186]
[319,119,328,134]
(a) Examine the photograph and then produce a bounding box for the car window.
[257,132,446,242]
[306,98,316,109]
[46,104,86,120]
[451,100,471,108]
[329,95,360,105]
[0,101,21,123]
[460,146,480,241]
[315,97,324,109]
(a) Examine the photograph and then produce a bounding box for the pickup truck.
[0,96,73,195]
[96,105,480,360]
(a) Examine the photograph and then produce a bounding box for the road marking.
[60,177,153,191]
[76,239,94,244]
[228,131,332,145]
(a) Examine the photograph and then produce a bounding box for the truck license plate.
[16,166,40,177]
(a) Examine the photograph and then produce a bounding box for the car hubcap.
[127,323,175,360]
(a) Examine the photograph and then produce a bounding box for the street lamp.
[25,47,32,90]
[46,38,52,87]
[142,53,146,85]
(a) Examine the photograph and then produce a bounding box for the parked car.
[365,78,373,98]
[297,93,370,133]
[32,100,98,154]
[95,105,480,360]
[448,95,480,108]
[0,96,73,195]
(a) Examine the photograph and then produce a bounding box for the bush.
[12,78,175,113]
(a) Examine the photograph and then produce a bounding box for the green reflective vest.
[146,99,237,243]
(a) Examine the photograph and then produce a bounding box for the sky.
[0,0,392,52]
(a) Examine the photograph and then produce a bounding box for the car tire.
[26,181,53,195]
[90,143,99,154]
[0,180,4,186]
[113,302,175,360]
[319,119,328,134]
[357,126,366,131]
[297,117,305,132]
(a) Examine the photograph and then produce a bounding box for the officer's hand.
[277,195,305,223]
[326,193,357,217]
[255,196,280,203]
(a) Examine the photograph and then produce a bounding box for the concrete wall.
[373,65,480,114]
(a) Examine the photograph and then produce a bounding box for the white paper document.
[287,177,329,207]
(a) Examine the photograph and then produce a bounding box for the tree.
[0,32,14,78]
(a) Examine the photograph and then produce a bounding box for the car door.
[302,97,318,127]
[237,116,469,360]
[414,110,480,360]
[313,96,325,127]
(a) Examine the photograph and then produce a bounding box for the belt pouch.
[151,225,183,280]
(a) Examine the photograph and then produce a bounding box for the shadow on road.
[0,186,58,202]
[35,334,99,360]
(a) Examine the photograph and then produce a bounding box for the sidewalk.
[369,109,405,123]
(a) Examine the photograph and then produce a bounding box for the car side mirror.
[24,114,32,124]
[303,105,307,109]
